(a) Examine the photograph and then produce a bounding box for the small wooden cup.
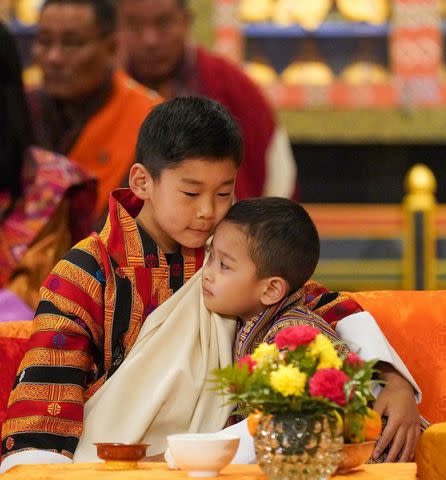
[95,443,150,470]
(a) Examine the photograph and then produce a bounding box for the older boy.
[1,97,242,469]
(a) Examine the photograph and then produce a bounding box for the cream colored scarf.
[73,269,237,462]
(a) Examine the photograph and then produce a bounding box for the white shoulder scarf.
[73,269,236,461]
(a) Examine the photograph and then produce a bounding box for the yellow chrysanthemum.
[270,365,307,397]
[252,343,279,366]
[308,334,342,370]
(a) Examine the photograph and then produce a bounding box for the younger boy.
[203,198,423,463]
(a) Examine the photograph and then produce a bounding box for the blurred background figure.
[0,21,95,320]
[28,0,160,221]
[0,21,96,421]
[118,0,298,201]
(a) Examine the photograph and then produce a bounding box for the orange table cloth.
[1,462,416,479]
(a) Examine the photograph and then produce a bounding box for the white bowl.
[167,433,240,477]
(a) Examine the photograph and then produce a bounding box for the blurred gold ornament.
[15,0,44,25]
[439,0,446,17]
[282,40,334,86]
[239,0,274,23]
[281,61,334,86]
[405,164,437,197]
[341,61,389,84]
[245,60,278,86]
[292,0,332,31]
[23,64,43,87]
[272,0,295,26]
[336,0,389,25]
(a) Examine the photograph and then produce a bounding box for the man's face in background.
[34,3,116,100]
[119,0,190,88]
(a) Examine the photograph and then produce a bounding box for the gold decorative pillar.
[403,164,437,290]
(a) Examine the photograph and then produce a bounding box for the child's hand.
[372,368,421,462]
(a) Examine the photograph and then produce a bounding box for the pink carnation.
[238,355,256,373]
[274,325,320,351]
[345,352,365,368]
[309,368,350,406]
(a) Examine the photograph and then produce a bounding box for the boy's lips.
[188,227,211,235]
[202,286,213,296]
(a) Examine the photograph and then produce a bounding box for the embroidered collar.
[101,188,202,270]
[235,288,305,361]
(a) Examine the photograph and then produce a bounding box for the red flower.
[238,355,257,373]
[309,368,350,406]
[345,352,365,368]
[275,325,320,351]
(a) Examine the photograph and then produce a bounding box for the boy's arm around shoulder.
[0,236,106,472]
[335,310,422,462]
[335,310,421,402]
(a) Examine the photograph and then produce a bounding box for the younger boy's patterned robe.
[1,189,204,461]
[233,288,429,463]
[234,288,348,362]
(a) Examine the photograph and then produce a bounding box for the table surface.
[1,462,417,479]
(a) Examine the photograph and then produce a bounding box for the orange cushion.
[347,290,446,424]
[416,422,446,480]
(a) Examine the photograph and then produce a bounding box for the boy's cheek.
[216,201,234,223]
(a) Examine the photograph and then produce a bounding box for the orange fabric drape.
[68,71,161,218]
[0,462,417,479]
[347,290,446,424]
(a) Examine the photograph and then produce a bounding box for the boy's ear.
[260,277,289,307]
[129,163,153,200]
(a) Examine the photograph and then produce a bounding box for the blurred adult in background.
[29,0,161,220]
[118,0,298,200]
[0,21,95,424]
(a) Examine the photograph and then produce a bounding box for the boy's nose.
[203,262,213,281]
[197,199,215,220]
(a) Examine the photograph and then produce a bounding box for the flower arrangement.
[213,325,382,443]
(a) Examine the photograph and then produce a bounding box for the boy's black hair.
[41,0,117,34]
[0,23,33,221]
[224,197,320,292]
[136,96,243,178]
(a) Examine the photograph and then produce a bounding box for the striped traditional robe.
[1,189,204,461]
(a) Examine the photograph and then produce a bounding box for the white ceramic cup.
[167,433,240,477]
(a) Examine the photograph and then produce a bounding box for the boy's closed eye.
[182,191,232,198]
[182,191,199,197]
[206,247,230,270]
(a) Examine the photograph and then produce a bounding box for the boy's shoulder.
[53,233,106,279]
[39,233,107,311]
[263,300,337,344]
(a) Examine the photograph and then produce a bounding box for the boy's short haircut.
[225,197,320,292]
[136,97,243,178]
[41,0,117,34]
